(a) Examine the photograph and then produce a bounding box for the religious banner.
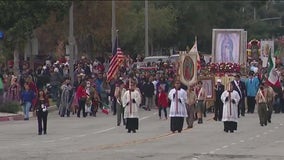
[261,40,274,58]
[212,29,247,64]
[247,39,260,61]
[260,40,274,67]
[198,76,215,101]
[179,52,197,86]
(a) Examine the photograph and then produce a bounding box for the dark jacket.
[231,80,246,99]
[143,82,155,98]
[215,84,225,102]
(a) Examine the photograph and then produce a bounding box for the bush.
[0,101,22,114]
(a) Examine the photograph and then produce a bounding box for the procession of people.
[0,51,284,135]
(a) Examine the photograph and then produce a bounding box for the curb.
[0,105,58,122]
[0,114,25,121]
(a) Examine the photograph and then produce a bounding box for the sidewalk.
[0,105,57,122]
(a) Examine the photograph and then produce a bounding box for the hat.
[78,73,85,77]
[217,79,222,83]
[54,68,59,72]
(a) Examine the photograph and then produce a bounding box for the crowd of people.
[0,55,284,135]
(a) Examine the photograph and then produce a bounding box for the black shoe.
[230,130,234,133]
[213,117,217,121]
[224,129,228,133]
[127,130,131,133]
[178,130,182,133]
[43,132,47,135]
[268,120,271,123]
[38,132,42,135]
[198,118,202,124]
[261,124,264,126]
[132,130,136,133]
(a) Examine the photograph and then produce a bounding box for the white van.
[142,56,169,64]
[168,54,180,63]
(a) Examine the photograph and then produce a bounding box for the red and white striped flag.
[107,47,124,82]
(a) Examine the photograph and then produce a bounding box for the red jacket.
[76,85,88,100]
[158,91,168,108]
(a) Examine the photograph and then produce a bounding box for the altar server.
[168,79,188,133]
[221,82,240,133]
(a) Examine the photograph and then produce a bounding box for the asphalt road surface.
[0,108,284,160]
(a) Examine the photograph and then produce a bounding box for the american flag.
[107,47,124,82]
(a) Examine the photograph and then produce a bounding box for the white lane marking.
[280,124,283,126]
[20,143,31,146]
[92,127,116,134]
[42,140,55,143]
[274,140,284,143]
[269,130,274,132]
[256,135,260,138]
[222,145,228,149]
[39,113,159,144]
[249,137,254,140]
[231,142,236,145]
[140,116,150,120]
[240,140,245,143]
[215,148,221,151]
[263,132,268,135]
[60,137,71,141]
[274,126,279,129]
[209,151,215,154]
[76,134,86,138]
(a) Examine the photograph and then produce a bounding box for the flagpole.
[145,0,149,57]
[116,29,119,48]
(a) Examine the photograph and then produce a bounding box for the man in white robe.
[221,82,240,133]
[122,80,141,133]
[168,79,188,133]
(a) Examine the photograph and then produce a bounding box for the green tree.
[117,1,177,57]
[0,1,70,73]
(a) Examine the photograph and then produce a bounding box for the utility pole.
[145,0,149,57]
[112,0,116,52]
[68,2,75,85]
[254,7,256,21]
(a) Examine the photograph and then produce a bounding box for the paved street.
[0,108,284,160]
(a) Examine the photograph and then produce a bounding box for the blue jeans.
[23,102,31,119]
